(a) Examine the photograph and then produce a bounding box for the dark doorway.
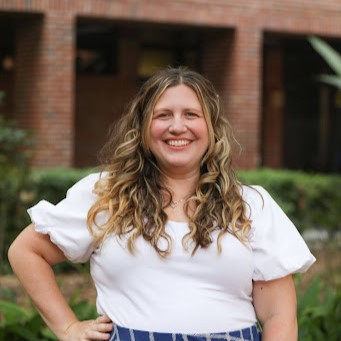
[0,14,15,119]
[263,34,341,173]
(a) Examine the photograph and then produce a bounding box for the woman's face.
[149,84,209,176]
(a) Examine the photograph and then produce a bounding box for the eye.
[153,112,171,119]
[185,111,199,118]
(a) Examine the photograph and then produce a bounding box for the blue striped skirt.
[109,324,262,341]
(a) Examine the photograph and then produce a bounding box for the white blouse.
[28,173,315,333]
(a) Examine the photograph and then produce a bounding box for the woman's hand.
[61,315,113,341]
[8,226,113,341]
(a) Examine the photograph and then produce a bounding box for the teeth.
[167,140,190,147]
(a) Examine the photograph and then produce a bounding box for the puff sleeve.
[28,173,102,263]
[246,186,316,281]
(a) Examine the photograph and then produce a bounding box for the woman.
[8,67,315,341]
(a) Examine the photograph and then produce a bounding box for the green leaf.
[7,325,43,341]
[41,327,58,340]
[317,74,341,89]
[0,299,31,322]
[308,35,341,76]
[297,277,322,313]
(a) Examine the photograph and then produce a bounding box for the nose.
[168,115,187,134]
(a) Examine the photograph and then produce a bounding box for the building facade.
[0,0,340,171]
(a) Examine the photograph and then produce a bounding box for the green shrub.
[0,110,32,268]
[31,167,96,205]
[0,291,97,340]
[296,276,341,340]
[238,168,341,233]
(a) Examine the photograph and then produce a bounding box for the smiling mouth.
[166,140,190,147]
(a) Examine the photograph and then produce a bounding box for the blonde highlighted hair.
[87,66,252,256]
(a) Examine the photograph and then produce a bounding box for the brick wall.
[2,0,341,168]
[226,27,263,168]
[15,12,75,167]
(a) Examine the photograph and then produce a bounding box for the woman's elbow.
[8,229,31,272]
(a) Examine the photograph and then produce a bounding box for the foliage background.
[1,167,340,340]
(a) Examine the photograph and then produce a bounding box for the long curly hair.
[87,66,252,256]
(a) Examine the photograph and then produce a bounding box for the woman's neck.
[161,171,199,201]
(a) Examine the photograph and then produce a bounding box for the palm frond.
[308,35,341,76]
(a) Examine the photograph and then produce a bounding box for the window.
[76,27,117,75]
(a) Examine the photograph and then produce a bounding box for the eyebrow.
[153,107,203,113]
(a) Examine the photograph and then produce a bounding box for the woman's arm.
[253,275,298,341]
[8,224,112,341]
